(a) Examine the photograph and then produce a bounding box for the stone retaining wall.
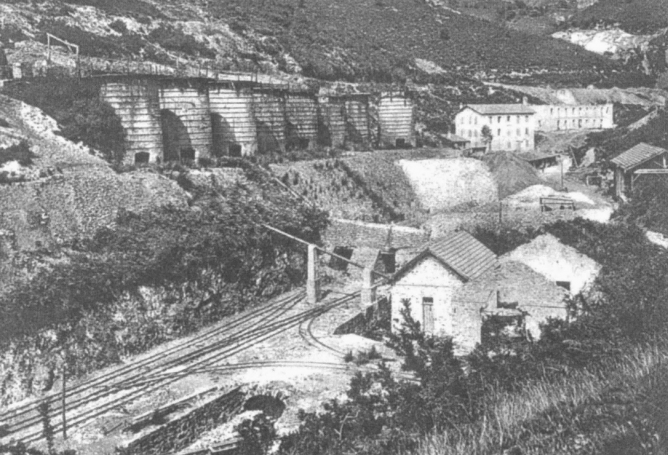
[117,387,245,455]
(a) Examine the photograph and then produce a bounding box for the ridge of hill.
[568,0,668,34]
[0,0,645,86]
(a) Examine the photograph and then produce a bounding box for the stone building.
[388,231,497,353]
[502,234,601,296]
[611,142,668,199]
[532,103,614,132]
[455,102,535,152]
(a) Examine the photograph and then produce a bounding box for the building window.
[516,128,520,136]
[550,108,554,115]
[474,117,478,125]
[507,116,510,122]
[497,128,501,136]
[556,281,571,291]
[525,128,529,135]
[498,116,501,123]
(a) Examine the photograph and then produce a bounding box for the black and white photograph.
[0,0,667,453]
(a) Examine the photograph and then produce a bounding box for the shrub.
[148,25,216,58]
[109,19,128,34]
[0,141,35,166]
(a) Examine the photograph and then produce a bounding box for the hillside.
[0,0,640,86]
[569,0,668,34]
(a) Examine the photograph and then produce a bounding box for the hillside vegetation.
[569,0,668,34]
[0,0,642,86]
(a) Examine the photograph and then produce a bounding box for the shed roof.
[463,104,536,116]
[392,231,497,282]
[517,152,560,163]
[611,143,668,171]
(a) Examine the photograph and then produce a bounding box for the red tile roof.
[611,143,668,171]
[392,231,497,282]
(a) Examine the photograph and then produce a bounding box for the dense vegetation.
[585,108,668,163]
[0,168,328,401]
[239,218,668,454]
[569,0,668,33]
[206,0,616,83]
[0,78,126,162]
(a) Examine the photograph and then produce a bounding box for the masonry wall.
[117,388,245,455]
[158,83,212,161]
[102,80,413,160]
[285,93,319,150]
[100,81,163,164]
[533,104,614,132]
[320,97,347,148]
[455,109,535,152]
[378,93,414,148]
[252,90,286,154]
[391,257,465,339]
[208,85,257,156]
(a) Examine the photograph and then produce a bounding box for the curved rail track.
[0,289,360,445]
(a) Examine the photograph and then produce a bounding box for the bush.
[109,19,128,34]
[148,25,216,58]
[1,79,126,162]
[0,141,35,166]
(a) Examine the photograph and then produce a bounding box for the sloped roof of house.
[611,142,668,171]
[463,104,536,116]
[392,230,497,283]
[323,218,429,250]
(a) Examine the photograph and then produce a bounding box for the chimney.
[522,96,528,106]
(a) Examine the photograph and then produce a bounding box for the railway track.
[0,289,360,445]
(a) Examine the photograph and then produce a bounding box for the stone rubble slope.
[0,94,188,253]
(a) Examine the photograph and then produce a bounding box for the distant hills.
[569,0,668,34]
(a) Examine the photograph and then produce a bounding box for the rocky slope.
[0,94,188,288]
[0,0,644,86]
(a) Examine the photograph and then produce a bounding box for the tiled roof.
[611,143,668,171]
[323,218,429,250]
[464,104,536,116]
[393,231,497,282]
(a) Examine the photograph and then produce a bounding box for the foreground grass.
[419,342,668,454]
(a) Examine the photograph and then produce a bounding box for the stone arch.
[244,394,286,420]
[160,109,192,162]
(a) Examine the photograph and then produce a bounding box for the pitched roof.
[463,104,536,116]
[611,143,668,171]
[392,231,497,282]
[323,218,429,250]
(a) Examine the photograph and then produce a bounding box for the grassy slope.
[200,0,613,81]
[419,341,668,454]
[569,0,668,33]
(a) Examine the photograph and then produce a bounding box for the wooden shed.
[611,143,668,199]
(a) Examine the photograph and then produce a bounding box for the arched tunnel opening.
[243,395,286,420]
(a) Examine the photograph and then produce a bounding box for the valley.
[1,0,668,454]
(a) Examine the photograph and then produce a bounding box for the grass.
[418,341,668,454]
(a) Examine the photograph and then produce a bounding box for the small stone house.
[463,261,569,341]
[502,234,601,296]
[388,231,497,352]
[610,143,668,199]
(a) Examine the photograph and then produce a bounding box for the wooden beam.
[633,169,668,175]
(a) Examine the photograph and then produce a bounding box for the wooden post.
[498,201,502,225]
[307,244,320,304]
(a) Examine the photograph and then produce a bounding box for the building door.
[422,297,434,335]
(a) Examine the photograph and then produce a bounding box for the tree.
[481,125,493,152]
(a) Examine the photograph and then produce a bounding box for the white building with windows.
[455,103,536,152]
[533,103,614,132]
